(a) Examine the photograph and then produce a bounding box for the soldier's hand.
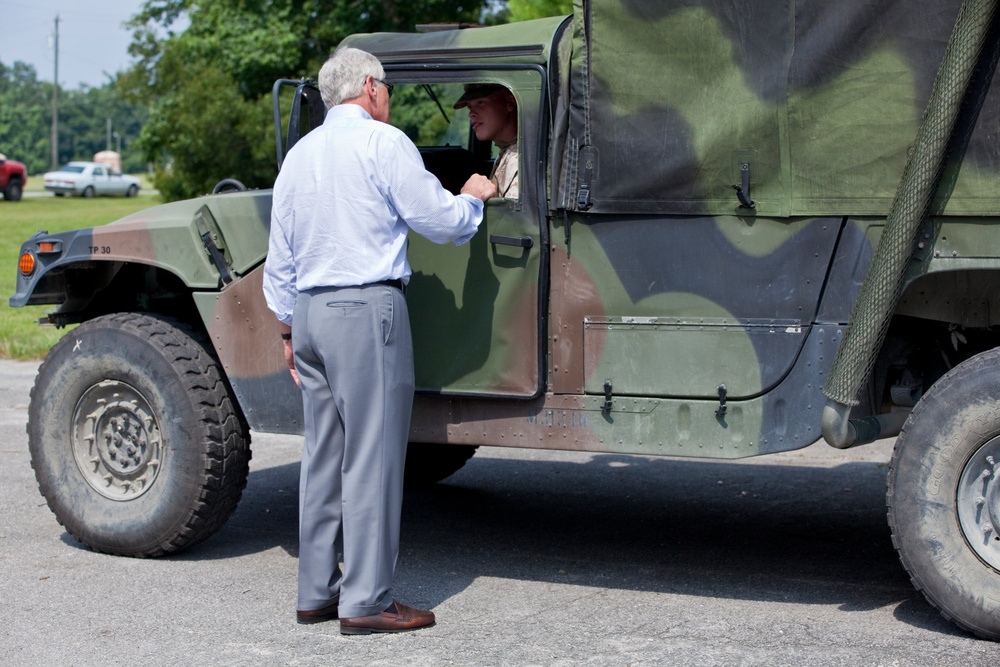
[460,174,498,202]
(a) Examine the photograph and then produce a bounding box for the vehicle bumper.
[44,185,80,195]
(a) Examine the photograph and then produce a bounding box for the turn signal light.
[18,252,35,276]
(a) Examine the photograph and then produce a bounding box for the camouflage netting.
[558,0,1000,217]
[824,0,1000,406]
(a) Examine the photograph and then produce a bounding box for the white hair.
[318,47,385,108]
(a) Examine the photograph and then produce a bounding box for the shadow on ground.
[153,446,963,636]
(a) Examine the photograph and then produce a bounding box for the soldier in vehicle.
[454,83,519,198]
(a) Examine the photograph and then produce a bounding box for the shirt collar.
[326,103,373,123]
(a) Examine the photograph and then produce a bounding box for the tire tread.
[28,312,251,557]
[886,348,1000,640]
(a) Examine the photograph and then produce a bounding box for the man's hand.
[283,339,301,387]
[460,174,498,202]
[278,323,300,387]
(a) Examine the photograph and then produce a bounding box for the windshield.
[390,83,470,148]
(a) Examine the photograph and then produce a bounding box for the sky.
[0,0,170,88]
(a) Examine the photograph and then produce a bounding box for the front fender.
[10,191,272,310]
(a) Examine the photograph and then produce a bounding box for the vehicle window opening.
[389,81,518,199]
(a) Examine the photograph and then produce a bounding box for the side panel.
[194,266,304,434]
[410,323,841,457]
[193,257,841,455]
[551,213,842,399]
[897,217,1000,327]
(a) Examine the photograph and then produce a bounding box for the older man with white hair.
[263,47,496,635]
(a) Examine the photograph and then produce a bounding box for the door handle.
[489,234,533,249]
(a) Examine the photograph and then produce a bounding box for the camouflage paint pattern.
[561,0,1000,217]
[12,2,1000,461]
[11,192,271,308]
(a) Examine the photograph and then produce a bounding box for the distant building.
[93,150,122,173]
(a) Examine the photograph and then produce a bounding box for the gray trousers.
[292,283,413,618]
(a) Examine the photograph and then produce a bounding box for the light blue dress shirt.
[263,104,485,324]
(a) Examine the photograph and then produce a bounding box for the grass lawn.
[0,192,162,359]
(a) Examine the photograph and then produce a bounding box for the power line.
[51,14,59,170]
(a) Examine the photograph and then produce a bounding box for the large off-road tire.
[3,178,23,201]
[888,347,1000,640]
[404,443,478,488]
[28,313,251,557]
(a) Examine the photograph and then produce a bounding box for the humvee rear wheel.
[888,347,1000,640]
[28,313,251,557]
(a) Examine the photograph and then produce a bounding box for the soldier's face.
[467,92,515,144]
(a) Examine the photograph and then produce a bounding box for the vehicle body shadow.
[164,444,965,637]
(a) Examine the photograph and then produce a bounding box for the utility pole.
[50,14,59,170]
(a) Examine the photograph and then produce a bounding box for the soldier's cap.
[453,83,508,109]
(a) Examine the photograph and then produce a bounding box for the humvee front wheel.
[888,347,1000,640]
[28,313,250,557]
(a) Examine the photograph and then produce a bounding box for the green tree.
[0,60,148,175]
[122,0,500,200]
[59,83,149,173]
[507,0,572,21]
[0,62,51,174]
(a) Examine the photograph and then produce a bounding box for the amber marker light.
[37,241,56,253]
[18,251,36,276]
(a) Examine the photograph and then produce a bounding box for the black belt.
[317,280,403,292]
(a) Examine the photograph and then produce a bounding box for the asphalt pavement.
[0,358,995,666]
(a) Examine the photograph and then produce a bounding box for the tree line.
[0,61,147,175]
[1,0,571,198]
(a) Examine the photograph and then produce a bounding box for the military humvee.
[11,0,1000,640]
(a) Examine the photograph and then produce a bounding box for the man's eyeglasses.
[374,78,394,98]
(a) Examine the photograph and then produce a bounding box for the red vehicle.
[0,153,27,201]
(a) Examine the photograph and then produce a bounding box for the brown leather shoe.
[339,600,435,635]
[296,598,339,625]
